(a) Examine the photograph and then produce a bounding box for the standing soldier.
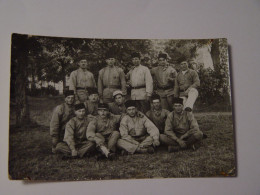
[117,100,160,154]
[56,103,96,158]
[108,90,126,115]
[127,52,153,113]
[151,53,177,111]
[174,56,200,112]
[69,56,97,103]
[98,50,126,104]
[50,90,75,154]
[160,98,204,152]
[84,87,99,116]
[146,94,170,134]
[87,103,121,160]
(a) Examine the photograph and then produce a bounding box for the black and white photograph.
[9,34,236,181]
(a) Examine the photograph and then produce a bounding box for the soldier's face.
[152,100,161,110]
[89,94,99,103]
[158,58,167,66]
[180,61,189,71]
[174,103,183,113]
[75,108,86,119]
[189,60,198,71]
[78,60,88,69]
[106,58,116,66]
[98,109,109,118]
[115,95,124,105]
[127,107,137,117]
[65,95,75,105]
[132,57,140,66]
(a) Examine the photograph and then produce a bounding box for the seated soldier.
[117,100,160,154]
[87,103,121,160]
[55,103,95,158]
[160,98,204,152]
[108,90,126,115]
[146,94,170,134]
[84,87,99,116]
[50,90,75,154]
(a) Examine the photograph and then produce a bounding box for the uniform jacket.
[146,108,170,133]
[108,102,126,115]
[84,100,98,116]
[69,68,96,91]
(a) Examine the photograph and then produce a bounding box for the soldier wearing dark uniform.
[98,50,126,104]
[50,90,75,154]
[84,87,99,116]
[69,56,97,103]
[146,94,170,134]
[160,98,204,152]
[108,90,126,115]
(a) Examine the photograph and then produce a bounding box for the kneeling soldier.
[84,87,99,116]
[55,103,95,158]
[87,103,121,160]
[146,94,170,134]
[117,100,160,154]
[160,98,203,152]
[50,90,75,154]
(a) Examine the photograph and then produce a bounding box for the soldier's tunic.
[174,69,200,110]
[146,109,170,134]
[127,65,153,113]
[69,68,97,103]
[98,66,126,103]
[86,114,121,152]
[108,102,126,115]
[117,112,159,154]
[56,116,95,157]
[84,100,98,116]
[160,111,203,146]
[50,103,74,149]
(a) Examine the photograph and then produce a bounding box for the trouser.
[94,131,120,153]
[76,89,88,103]
[160,95,174,111]
[55,141,95,158]
[135,100,150,114]
[180,88,198,110]
[117,135,154,154]
[159,130,203,148]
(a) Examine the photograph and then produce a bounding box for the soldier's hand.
[71,149,78,157]
[153,140,160,147]
[178,139,187,149]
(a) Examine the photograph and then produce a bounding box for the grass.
[8,96,236,181]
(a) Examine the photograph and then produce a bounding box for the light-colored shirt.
[128,65,153,100]
[50,103,75,146]
[119,112,159,143]
[146,109,170,133]
[69,68,96,91]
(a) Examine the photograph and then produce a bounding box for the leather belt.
[132,85,145,89]
[158,86,173,90]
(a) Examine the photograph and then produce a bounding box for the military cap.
[75,103,86,111]
[88,87,99,96]
[158,53,168,59]
[177,56,188,64]
[113,90,123,98]
[125,100,136,108]
[64,90,74,97]
[98,103,109,110]
[173,97,184,105]
[76,55,88,63]
[151,93,161,102]
[105,50,117,59]
[131,52,141,59]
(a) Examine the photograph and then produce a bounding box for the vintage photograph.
[9,34,236,181]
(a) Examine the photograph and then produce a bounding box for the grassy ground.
[8,96,236,181]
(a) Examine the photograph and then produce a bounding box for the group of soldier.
[50,50,205,160]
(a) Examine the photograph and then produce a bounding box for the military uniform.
[87,114,121,153]
[108,102,126,115]
[56,116,95,157]
[98,66,126,103]
[84,100,98,116]
[174,69,200,110]
[160,111,203,147]
[146,108,170,134]
[50,103,74,151]
[151,65,177,110]
[127,64,153,113]
[69,68,97,103]
[117,112,159,154]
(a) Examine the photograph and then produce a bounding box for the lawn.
[8,96,236,181]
